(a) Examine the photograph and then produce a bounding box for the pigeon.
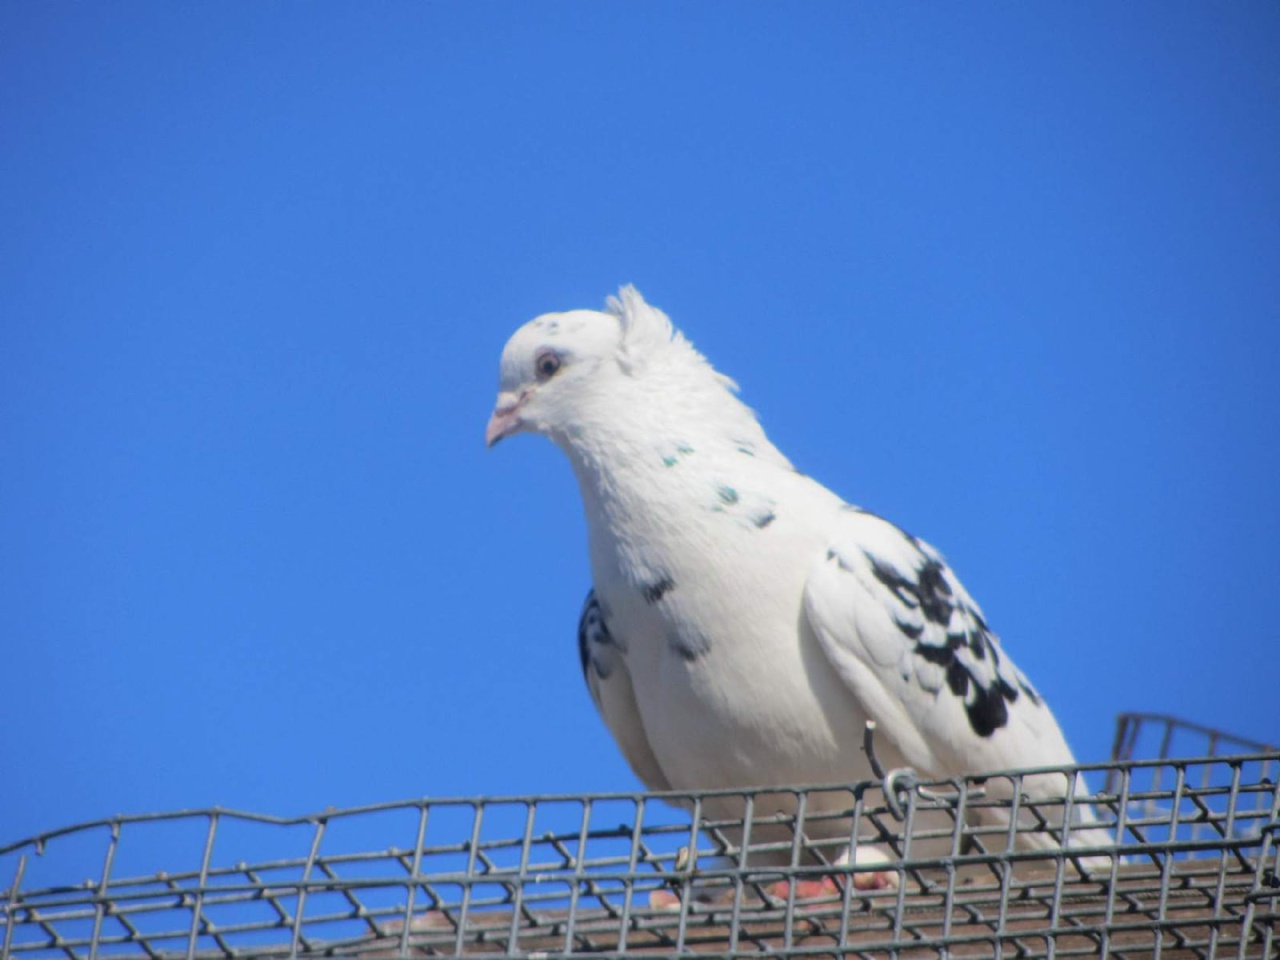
[486,286,1113,890]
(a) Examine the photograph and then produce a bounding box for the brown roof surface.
[361,859,1275,958]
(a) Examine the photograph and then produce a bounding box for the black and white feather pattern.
[804,506,1071,784]
[490,286,1113,866]
[577,590,617,693]
[576,589,671,792]
[832,507,1041,737]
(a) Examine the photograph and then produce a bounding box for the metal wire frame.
[1107,713,1278,861]
[1110,713,1276,769]
[2,723,1277,960]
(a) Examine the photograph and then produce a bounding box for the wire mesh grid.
[2,716,1277,959]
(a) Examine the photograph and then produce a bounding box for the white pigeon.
[486,286,1113,889]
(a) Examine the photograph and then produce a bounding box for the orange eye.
[535,350,562,381]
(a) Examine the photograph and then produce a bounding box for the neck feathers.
[570,293,785,464]
[606,286,737,392]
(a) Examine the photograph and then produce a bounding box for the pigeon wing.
[577,590,672,792]
[801,507,1075,780]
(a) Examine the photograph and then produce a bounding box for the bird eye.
[535,349,562,381]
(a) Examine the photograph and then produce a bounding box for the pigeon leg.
[766,846,899,901]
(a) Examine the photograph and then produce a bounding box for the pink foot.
[767,875,844,901]
[845,848,900,891]
[647,888,683,910]
[850,868,898,891]
[768,860,899,900]
[647,885,738,910]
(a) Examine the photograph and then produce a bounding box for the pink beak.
[485,391,527,447]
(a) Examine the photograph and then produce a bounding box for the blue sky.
[2,3,1277,855]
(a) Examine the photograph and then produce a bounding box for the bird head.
[485,286,727,448]
[484,306,624,448]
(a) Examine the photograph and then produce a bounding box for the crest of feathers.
[603,285,785,463]
[606,285,740,395]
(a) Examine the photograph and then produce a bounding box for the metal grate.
[1111,713,1276,768]
[2,717,1277,959]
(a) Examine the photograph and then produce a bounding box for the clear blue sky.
[2,4,1277,853]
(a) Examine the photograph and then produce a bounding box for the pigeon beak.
[485,391,528,447]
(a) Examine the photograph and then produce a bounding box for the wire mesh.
[1110,713,1276,769]
[2,716,1276,959]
